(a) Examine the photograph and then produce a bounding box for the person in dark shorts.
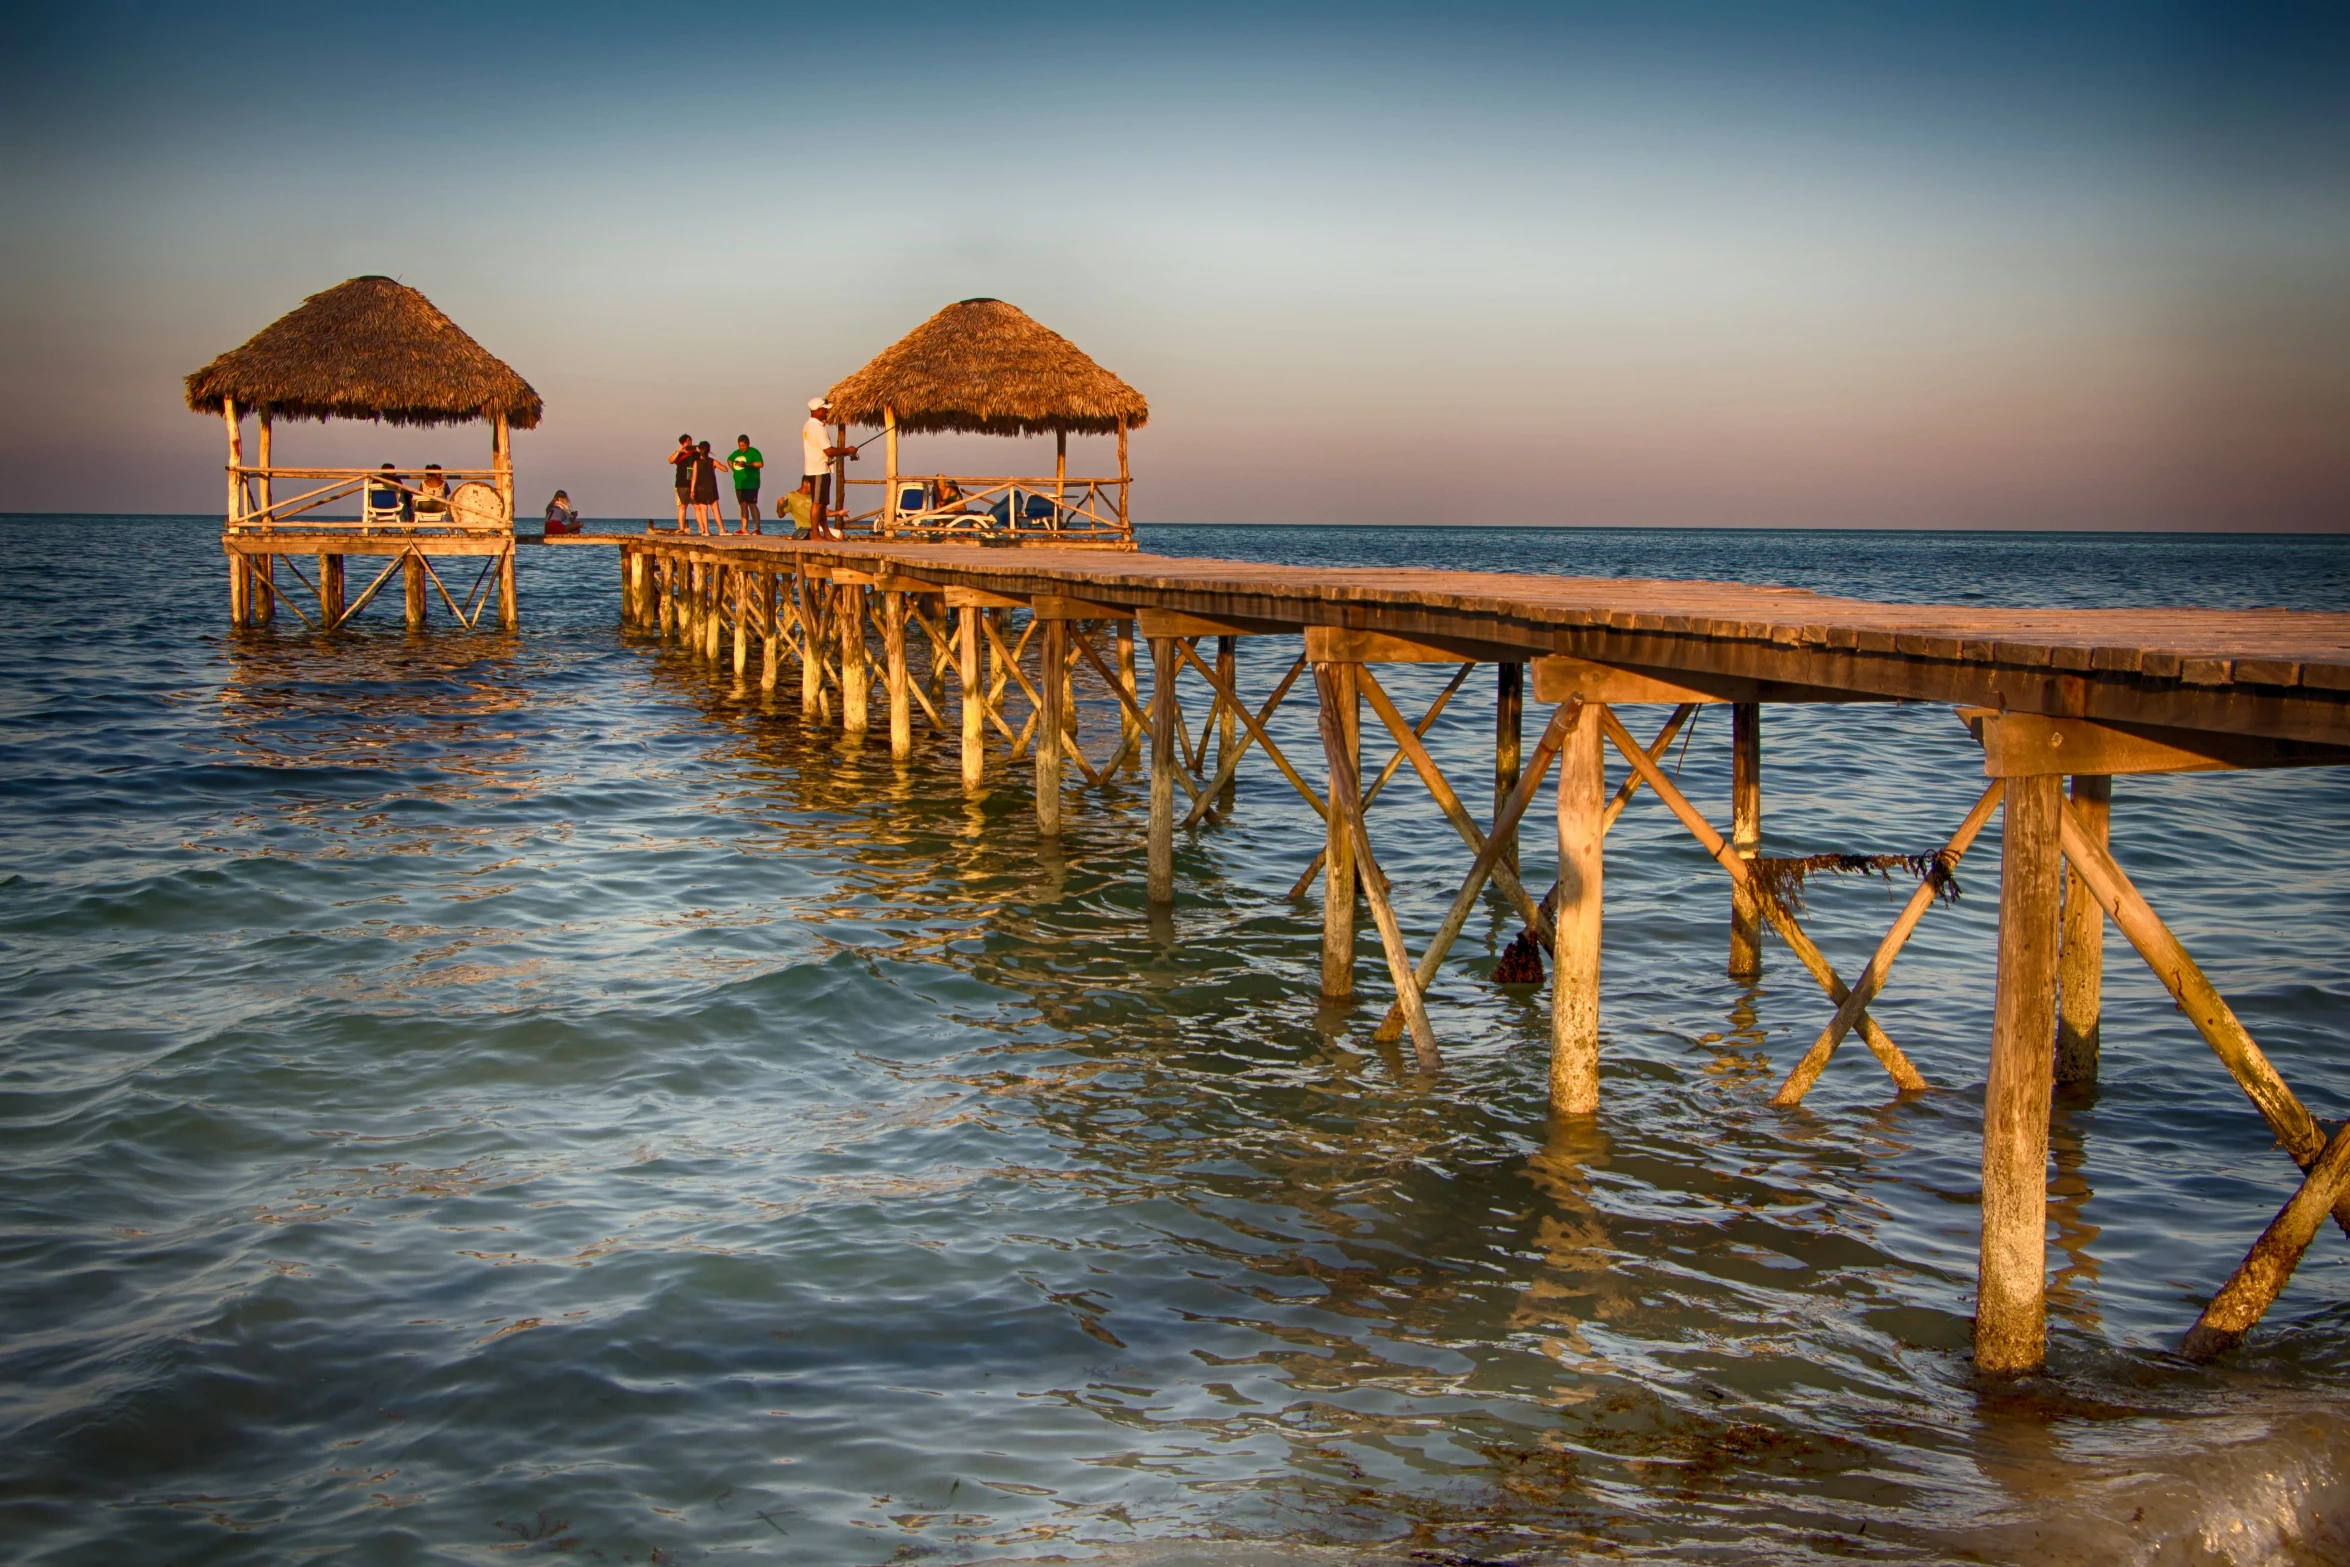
[729,434,764,534]
[667,434,694,529]
[689,440,725,535]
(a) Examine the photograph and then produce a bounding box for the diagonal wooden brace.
[1356,665,1552,944]
[1372,699,1579,1045]
[1183,654,1315,829]
[2057,799,2350,1239]
[1596,706,1918,1080]
[1769,780,2005,1104]
[1174,639,1326,823]
[1316,664,1439,1071]
[2180,1121,2350,1360]
[1286,663,1477,896]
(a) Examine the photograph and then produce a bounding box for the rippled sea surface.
[3,518,2347,1567]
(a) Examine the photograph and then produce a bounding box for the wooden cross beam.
[1596,705,1919,1081]
[2180,1122,2350,1361]
[1315,663,1439,1071]
[1769,780,2005,1104]
[1285,662,1472,893]
[1356,665,1552,943]
[1369,699,1579,1045]
[1173,640,1326,823]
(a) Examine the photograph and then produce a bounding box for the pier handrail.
[224,464,513,534]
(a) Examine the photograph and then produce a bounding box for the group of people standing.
[667,397,855,538]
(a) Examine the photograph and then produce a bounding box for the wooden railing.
[224,466,512,534]
[834,473,1132,545]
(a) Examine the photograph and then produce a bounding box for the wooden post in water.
[1495,663,1524,876]
[1977,773,2064,1376]
[1148,636,1177,902]
[249,414,275,626]
[320,552,344,628]
[1729,701,1762,978]
[801,573,823,717]
[404,551,427,631]
[733,569,750,678]
[1117,621,1139,766]
[2056,775,2111,1088]
[1552,701,1604,1114]
[658,558,677,639]
[498,546,518,632]
[1037,618,1067,834]
[959,606,984,789]
[1319,662,1360,999]
[1215,636,1237,808]
[884,591,910,758]
[704,565,723,662]
[493,411,517,630]
[761,571,781,695]
[841,585,869,733]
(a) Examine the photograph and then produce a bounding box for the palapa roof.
[826,299,1147,437]
[183,276,543,429]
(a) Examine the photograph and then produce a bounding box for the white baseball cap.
[808,396,828,411]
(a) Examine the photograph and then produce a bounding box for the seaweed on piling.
[1751,850,1963,915]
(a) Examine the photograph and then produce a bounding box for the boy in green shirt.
[729,434,764,534]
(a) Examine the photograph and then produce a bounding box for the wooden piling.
[229,553,249,627]
[1037,618,1066,834]
[842,585,869,733]
[1319,662,1360,1000]
[1729,701,1762,979]
[498,546,517,631]
[1976,773,2064,1376]
[1215,635,1238,807]
[2056,774,2110,1087]
[704,566,723,662]
[1495,662,1523,876]
[1117,620,1139,767]
[319,553,344,629]
[1148,636,1178,902]
[403,551,426,630]
[1552,701,1605,1114]
[761,572,781,694]
[959,606,985,790]
[884,592,910,757]
[2180,1122,2350,1361]
[254,554,275,625]
[802,574,824,717]
[733,569,750,677]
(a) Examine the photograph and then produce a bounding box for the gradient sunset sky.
[4,2,2345,528]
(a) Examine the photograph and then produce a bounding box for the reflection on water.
[0,518,2346,1564]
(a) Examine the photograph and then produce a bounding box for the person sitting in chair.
[412,464,452,523]
[366,463,411,526]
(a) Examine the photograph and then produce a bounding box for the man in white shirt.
[803,396,850,537]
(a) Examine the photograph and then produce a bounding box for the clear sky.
[4,2,2345,528]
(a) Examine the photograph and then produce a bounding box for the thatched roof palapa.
[184,276,543,429]
[826,299,1147,438]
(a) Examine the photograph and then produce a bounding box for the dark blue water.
[2,518,2345,1566]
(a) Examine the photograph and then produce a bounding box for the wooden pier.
[587,528,2350,1378]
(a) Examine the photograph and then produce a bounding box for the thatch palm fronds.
[827,298,1147,437]
[184,276,542,429]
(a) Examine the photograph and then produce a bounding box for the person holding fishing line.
[728,435,764,534]
[803,397,856,537]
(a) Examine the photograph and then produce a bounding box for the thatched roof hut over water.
[184,276,542,429]
[825,299,1146,437]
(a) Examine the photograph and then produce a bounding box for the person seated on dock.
[544,490,581,535]
[412,464,452,524]
[364,463,411,530]
[777,479,814,537]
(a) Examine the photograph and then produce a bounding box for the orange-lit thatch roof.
[826,299,1147,437]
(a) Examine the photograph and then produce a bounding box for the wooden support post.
[802,575,824,717]
[884,592,910,759]
[841,585,868,732]
[254,553,275,625]
[1116,418,1130,535]
[1315,664,1438,1070]
[223,397,242,535]
[1036,618,1066,834]
[705,566,724,663]
[1055,429,1067,514]
[761,572,781,694]
[1976,773,2064,1377]
[1214,635,1237,806]
[229,551,248,626]
[256,411,272,527]
[2056,774,2110,1088]
[1496,662,1523,876]
[2180,1123,2350,1361]
[1319,662,1360,1000]
[1117,620,1139,765]
[1148,636,1177,902]
[404,551,427,630]
[320,553,344,629]
[658,557,675,638]
[1063,621,1081,738]
[1552,701,1605,1114]
[959,606,985,789]
[1729,700,1762,979]
[492,408,513,531]
[733,569,750,677]
[883,407,899,534]
[498,546,517,632]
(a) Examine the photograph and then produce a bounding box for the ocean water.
[1,517,2346,1567]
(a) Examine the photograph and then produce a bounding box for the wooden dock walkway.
[575,530,2350,1377]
